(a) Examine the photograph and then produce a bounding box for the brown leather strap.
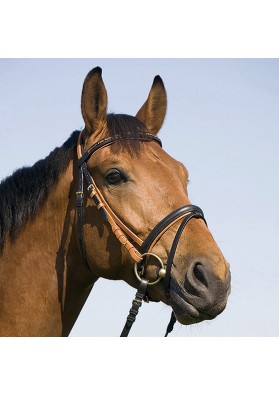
[88,182,143,247]
[84,169,143,262]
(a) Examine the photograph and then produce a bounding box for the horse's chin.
[169,278,218,325]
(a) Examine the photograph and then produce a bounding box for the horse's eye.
[105,169,125,185]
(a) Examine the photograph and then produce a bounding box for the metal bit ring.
[134,252,166,286]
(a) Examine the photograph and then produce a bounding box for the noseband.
[76,131,206,336]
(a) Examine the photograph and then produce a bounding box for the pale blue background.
[0,59,278,336]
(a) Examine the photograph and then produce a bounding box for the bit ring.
[134,252,166,286]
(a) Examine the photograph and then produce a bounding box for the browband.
[78,133,162,167]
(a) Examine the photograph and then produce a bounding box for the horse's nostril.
[184,261,210,296]
[193,263,208,288]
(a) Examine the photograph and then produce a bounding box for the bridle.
[76,130,206,336]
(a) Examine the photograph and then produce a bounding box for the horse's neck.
[0,161,97,336]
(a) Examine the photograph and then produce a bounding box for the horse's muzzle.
[169,260,231,325]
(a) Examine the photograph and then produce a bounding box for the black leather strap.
[164,311,177,337]
[78,134,162,167]
[164,209,206,297]
[120,279,148,337]
[140,205,204,254]
[76,165,86,258]
[163,207,206,336]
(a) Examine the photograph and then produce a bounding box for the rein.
[76,131,206,336]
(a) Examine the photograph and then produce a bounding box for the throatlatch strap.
[120,279,148,337]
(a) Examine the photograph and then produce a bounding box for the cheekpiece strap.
[75,132,162,266]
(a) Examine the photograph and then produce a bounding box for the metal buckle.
[87,184,94,192]
[134,252,166,286]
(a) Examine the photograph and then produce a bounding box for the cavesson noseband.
[76,130,206,336]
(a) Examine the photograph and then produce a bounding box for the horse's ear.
[136,75,167,134]
[81,67,108,135]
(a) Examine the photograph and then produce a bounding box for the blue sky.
[0,58,279,337]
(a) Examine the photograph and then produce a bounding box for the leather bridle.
[76,130,206,336]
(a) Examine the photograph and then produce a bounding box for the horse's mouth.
[168,278,218,325]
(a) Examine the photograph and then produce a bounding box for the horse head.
[78,67,231,329]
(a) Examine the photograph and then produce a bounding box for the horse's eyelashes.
[105,169,127,185]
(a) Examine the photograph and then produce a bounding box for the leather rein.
[76,131,206,336]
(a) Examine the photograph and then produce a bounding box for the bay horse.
[0,67,231,336]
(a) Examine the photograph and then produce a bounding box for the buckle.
[76,191,84,207]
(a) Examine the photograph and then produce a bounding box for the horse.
[0,67,231,336]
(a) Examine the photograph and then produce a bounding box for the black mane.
[0,131,79,251]
[0,114,149,251]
